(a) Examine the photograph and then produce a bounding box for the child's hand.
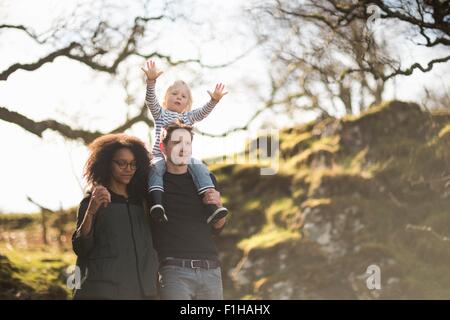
[141,60,163,82]
[207,83,228,103]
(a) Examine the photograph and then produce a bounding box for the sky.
[0,0,449,213]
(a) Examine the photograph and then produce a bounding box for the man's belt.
[160,258,220,269]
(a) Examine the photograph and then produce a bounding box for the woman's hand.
[202,189,222,207]
[207,83,228,103]
[141,60,163,82]
[77,185,110,237]
[87,185,111,216]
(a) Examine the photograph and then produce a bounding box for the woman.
[72,134,158,299]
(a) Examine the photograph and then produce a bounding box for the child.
[141,60,229,225]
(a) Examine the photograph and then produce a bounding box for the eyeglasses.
[113,160,138,170]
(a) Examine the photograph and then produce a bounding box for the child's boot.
[148,190,168,223]
[206,204,229,225]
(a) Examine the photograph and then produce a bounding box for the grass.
[0,213,40,230]
[0,243,76,299]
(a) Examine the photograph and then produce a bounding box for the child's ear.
[160,142,166,154]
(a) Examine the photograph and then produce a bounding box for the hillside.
[211,100,450,299]
[1,100,450,299]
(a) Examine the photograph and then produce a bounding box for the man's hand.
[212,217,226,229]
[141,60,163,82]
[202,188,222,207]
[202,189,226,229]
[207,83,228,103]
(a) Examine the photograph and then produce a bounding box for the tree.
[325,0,450,80]
[0,0,250,144]
[247,0,449,116]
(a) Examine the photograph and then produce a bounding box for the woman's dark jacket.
[72,190,158,299]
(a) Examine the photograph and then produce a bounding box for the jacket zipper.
[126,199,145,297]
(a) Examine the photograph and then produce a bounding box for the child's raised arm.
[142,60,164,120]
[188,83,228,123]
[207,83,228,103]
[142,60,163,82]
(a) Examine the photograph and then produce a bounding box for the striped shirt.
[145,81,218,158]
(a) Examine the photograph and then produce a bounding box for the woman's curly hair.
[83,134,151,198]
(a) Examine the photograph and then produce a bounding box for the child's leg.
[148,157,166,192]
[148,157,168,223]
[187,158,229,225]
[187,157,216,195]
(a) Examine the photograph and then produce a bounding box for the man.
[150,121,227,300]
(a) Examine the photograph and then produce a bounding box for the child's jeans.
[148,157,215,195]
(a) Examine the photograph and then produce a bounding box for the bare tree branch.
[109,105,154,134]
[0,104,154,144]
[26,196,54,213]
[330,0,450,48]
[0,24,44,43]
[136,41,260,69]
[369,0,450,33]
[194,80,326,138]
[0,23,63,44]
[0,105,101,143]
[341,54,450,81]
[382,55,450,80]
[0,42,81,81]
[194,106,268,138]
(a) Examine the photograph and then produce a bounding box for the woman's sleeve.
[145,80,163,120]
[72,196,95,257]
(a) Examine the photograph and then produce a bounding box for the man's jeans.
[158,264,224,300]
[148,157,215,194]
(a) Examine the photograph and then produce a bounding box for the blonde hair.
[163,80,193,112]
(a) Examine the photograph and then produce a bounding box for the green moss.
[301,198,332,209]
[280,131,315,158]
[438,124,450,139]
[343,100,396,122]
[243,198,262,211]
[238,227,300,252]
